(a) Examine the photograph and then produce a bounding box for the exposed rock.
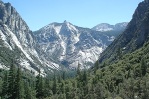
[99,0,149,63]
[33,21,126,68]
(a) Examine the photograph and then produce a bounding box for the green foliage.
[7,63,17,99]
[15,68,24,99]
[1,72,8,99]
[52,72,57,94]
[1,40,149,99]
[36,71,44,99]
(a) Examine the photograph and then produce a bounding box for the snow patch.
[97,28,113,32]
[74,34,80,43]
[54,26,62,34]
[0,63,8,70]
[66,22,78,32]
[108,36,115,41]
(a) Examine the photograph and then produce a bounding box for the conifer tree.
[7,62,16,99]
[1,72,8,99]
[77,63,81,76]
[24,82,32,99]
[58,73,62,83]
[36,70,44,99]
[44,78,53,97]
[15,67,24,99]
[76,63,82,88]
[94,60,99,73]
[60,81,65,94]
[141,58,147,76]
[62,71,66,80]
[116,45,122,59]
[82,69,87,86]
[52,71,57,94]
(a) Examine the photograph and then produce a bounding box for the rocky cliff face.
[0,0,127,72]
[33,21,126,68]
[99,0,149,63]
[0,1,59,75]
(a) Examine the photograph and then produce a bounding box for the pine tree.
[24,82,33,99]
[58,73,62,83]
[140,58,147,76]
[60,81,65,94]
[94,60,99,73]
[77,63,81,76]
[7,62,16,99]
[1,72,9,99]
[116,45,122,59]
[82,69,87,86]
[44,78,53,97]
[76,63,82,88]
[62,71,66,80]
[15,67,24,99]
[36,70,44,99]
[52,72,57,94]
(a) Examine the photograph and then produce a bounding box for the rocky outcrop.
[0,1,59,75]
[99,0,149,63]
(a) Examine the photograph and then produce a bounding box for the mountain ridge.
[33,21,127,68]
[0,1,61,75]
[0,0,127,73]
[92,22,128,32]
[98,0,149,64]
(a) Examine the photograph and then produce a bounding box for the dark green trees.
[24,82,33,99]
[52,72,57,94]
[1,72,8,99]
[7,63,17,99]
[36,70,44,99]
[15,67,24,99]
[116,45,122,60]
[140,58,147,76]
[2,63,25,99]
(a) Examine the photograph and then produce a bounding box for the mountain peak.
[92,22,128,32]
[63,20,68,23]
[63,20,70,25]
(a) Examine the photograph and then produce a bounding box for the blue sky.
[3,0,143,31]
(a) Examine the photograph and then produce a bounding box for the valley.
[1,0,149,99]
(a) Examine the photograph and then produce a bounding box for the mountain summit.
[33,21,126,68]
[92,22,128,32]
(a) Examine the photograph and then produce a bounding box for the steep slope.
[33,21,126,68]
[0,1,59,75]
[99,0,149,63]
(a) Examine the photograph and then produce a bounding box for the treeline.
[0,58,149,99]
[1,42,149,99]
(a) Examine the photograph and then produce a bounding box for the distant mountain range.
[92,22,128,32]
[0,0,127,74]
